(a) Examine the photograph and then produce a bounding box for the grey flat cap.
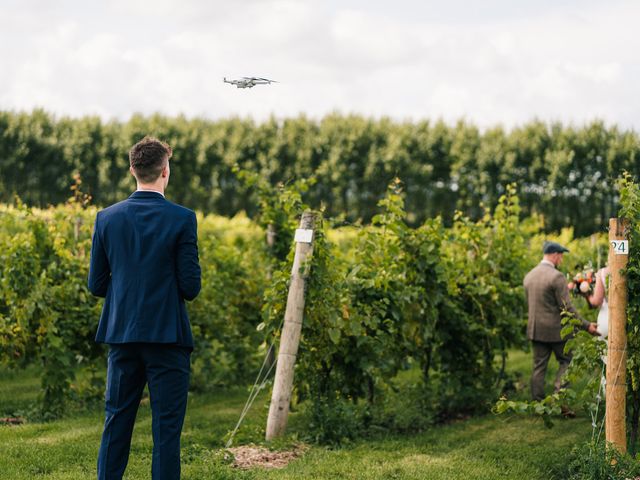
[543,241,569,254]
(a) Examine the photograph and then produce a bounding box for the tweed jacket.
[523,261,590,342]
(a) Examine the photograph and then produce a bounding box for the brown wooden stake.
[265,223,277,369]
[606,217,629,453]
[266,224,276,250]
[265,212,316,440]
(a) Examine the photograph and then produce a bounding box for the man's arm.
[176,211,201,301]
[88,213,111,297]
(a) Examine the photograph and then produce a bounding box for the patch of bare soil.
[227,444,307,469]
[0,417,24,426]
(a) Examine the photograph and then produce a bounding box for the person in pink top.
[586,266,610,340]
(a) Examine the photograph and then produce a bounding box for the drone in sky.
[223,77,278,89]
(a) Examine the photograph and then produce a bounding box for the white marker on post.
[294,228,313,243]
[611,240,629,255]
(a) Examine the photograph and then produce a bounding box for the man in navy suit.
[88,137,201,480]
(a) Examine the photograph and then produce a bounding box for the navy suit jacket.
[88,191,201,349]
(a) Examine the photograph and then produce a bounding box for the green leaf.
[328,328,341,344]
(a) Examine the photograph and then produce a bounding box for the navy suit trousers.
[97,344,190,480]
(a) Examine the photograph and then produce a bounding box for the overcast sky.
[0,0,638,129]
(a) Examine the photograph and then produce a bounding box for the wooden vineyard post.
[265,224,277,369]
[265,212,316,440]
[266,224,277,251]
[606,217,629,453]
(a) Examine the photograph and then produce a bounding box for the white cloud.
[0,0,637,129]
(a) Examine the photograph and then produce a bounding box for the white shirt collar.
[136,188,165,198]
[540,259,555,268]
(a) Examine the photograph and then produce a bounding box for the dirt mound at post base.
[0,417,24,426]
[227,445,307,469]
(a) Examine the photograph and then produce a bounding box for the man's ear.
[161,164,169,178]
[129,166,136,178]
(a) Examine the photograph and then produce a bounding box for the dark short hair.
[129,137,172,183]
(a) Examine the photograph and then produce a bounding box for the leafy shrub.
[0,201,271,417]
[262,179,541,441]
[562,440,640,480]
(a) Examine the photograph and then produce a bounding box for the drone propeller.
[223,76,278,87]
[238,76,278,82]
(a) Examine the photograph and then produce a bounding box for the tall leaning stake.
[606,217,629,453]
[266,212,316,440]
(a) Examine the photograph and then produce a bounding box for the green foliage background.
[0,199,269,418]
[0,177,608,435]
[260,183,606,443]
[0,109,620,444]
[0,110,637,235]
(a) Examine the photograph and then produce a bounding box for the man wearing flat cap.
[523,241,598,401]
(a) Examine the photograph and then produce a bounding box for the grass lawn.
[0,350,593,479]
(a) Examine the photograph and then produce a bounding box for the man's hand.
[587,323,599,336]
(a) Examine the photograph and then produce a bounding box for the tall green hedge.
[1,110,636,235]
